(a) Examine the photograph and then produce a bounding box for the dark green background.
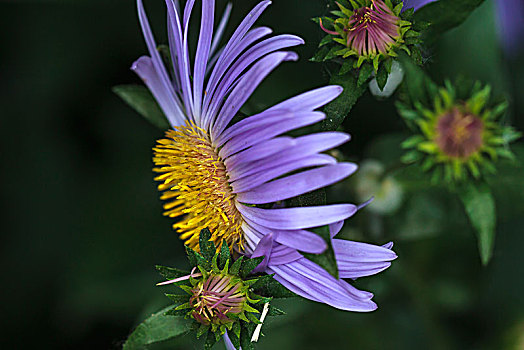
[1,0,523,349]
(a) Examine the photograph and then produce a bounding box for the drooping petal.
[267,259,378,312]
[236,203,358,230]
[236,163,358,204]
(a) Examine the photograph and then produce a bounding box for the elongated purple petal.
[231,154,336,193]
[267,244,302,265]
[329,220,345,238]
[333,239,397,263]
[224,137,295,169]
[267,259,377,312]
[131,56,185,126]
[338,262,392,279]
[210,51,299,140]
[236,203,358,230]
[402,0,437,11]
[192,0,214,119]
[266,85,343,113]
[236,163,357,204]
[219,111,324,159]
[209,3,233,58]
[228,132,350,181]
[250,233,273,273]
[223,331,238,350]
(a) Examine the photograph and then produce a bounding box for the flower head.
[157,229,276,347]
[315,0,423,73]
[133,0,395,312]
[399,80,520,183]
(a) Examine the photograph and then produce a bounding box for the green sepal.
[240,256,264,279]
[156,265,189,281]
[218,241,231,270]
[251,274,296,299]
[165,293,190,304]
[204,330,218,350]
[229,256,244,275]
[357,64,374,86]
[196,324,210,339]
[246,312,262,324]
[199,228,215,261]
[185,245,199,268]
[268,305,286,316]
[113,85,170,131]
[240,323,256,350]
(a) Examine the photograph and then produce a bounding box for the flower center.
[153,122,243,251]
[435,107,484,159]
[347,0,400,56]
[190,273,246,326]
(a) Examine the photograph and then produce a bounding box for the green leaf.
[398,53,437,106]
[303,225,339,278]
[458,183,496,265]
[240,323,256,350]
[199,228,215,261]
[123,306,193,350]
[218,241,231,270]
[322,72,367,131]
[229,256,244,275]
[414,0,486,43]
[112,85,170,130]
[376,63,389,91]
[204,330,218,350]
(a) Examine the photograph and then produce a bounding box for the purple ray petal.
[223,331,238,350]
[231,154,336,194]
[402,0,437,12]
[250,233,273,273]
[267,259,377,312]
[192,0,215,119]
[338,261,392,279]
[131,56,185,126]
[224,137,295,169]
[333,239,398,263]
[266,85,343,113]
[236,163,357,204]
[329,220,345,238]
[209,3,233,58]
[268,244,302,265]
[210,51,299,140]
[236,203,358,230]
[219,111,324,159]
[228,132,350,181]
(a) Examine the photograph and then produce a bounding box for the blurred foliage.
[1,0,523,349]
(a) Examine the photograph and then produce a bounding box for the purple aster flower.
[495,0,524,56]
[132,0,396,312]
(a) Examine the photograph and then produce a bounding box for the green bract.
[398,80,521,184]
[313,0,424,89]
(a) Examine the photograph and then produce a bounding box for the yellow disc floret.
[153,122,243,251]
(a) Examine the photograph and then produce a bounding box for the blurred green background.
[1,0,523,349]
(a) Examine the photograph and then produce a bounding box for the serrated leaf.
[113,85,170,130]
[199,228,215,261]
[458,183,496,265]
[123,306,193,350]
[323,72,367,131]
